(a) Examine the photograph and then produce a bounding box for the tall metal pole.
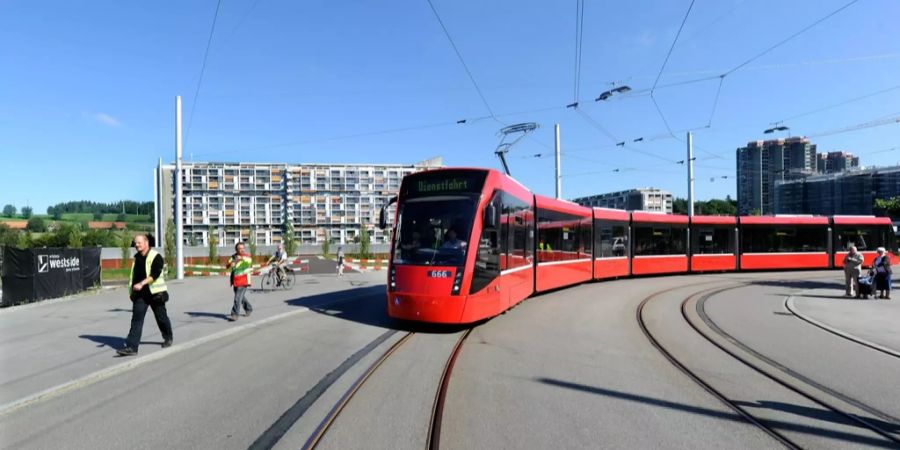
[554,124,561,199]
[153,165,159,249]
[175,96,185,280]
[687,132,694,217]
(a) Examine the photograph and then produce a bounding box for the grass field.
[61,213,151,223]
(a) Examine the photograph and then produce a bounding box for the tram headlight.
[451,268,464,295]
[389,266,396,292]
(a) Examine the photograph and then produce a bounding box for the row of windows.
[536,209,592,262]
[472,192,535,293]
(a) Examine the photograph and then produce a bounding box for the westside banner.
[1,247,102,307]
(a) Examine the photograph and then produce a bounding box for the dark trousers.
[126,295,173,351]
[232,287,252,316]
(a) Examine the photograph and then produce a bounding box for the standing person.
[226,242,253,321]
[266,244,288,286]
[843,245,863,297]
[337,246,345,277]
[873,247,892,300]
[118,234,172,356]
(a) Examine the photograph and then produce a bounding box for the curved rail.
[302,332,415,450]
[784,295,900,359]
[428,328,473,450]
[689,287,900,444]
[636,288,800,449]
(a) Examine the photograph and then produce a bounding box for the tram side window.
[471,193,501,293]
[692,227,733,254]
[741,226,827,253]
[537,209,584,262]
[835,227,889,252]
[503,192,532,270]
[633,226,687,256]
[594,221,628,258]
[579,218,592,258]
[559,221,579,258]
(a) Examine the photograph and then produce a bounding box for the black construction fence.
[1,247,101,307]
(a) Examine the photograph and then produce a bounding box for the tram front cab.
[384,168,530,324]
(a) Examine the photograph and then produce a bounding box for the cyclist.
[267,244,289,286]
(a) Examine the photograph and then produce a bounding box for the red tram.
[380,168,896,324]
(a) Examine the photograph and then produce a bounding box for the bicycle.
[259,264,295,292]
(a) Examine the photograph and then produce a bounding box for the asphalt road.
[2,270,899,449]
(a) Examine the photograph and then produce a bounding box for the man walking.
[226,242,253,321]
[337,246,345,277]
[118,234,172,356]
[843,244,863,297]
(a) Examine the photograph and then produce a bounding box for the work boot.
[117,347,137,356]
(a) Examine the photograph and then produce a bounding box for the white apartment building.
[155,158,442,246]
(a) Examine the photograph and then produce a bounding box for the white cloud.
[85,112,122,127]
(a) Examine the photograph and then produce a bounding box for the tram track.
[301,327,473,450]
[636,286,801,449]
[783,295,900,360]
[686,286,900,444]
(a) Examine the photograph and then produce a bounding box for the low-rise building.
[571,188,673,213]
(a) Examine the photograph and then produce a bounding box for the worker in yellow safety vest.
[118,234,172,356]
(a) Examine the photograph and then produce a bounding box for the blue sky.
[2,0,899,213]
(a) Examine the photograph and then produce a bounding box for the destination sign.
[403,170,486,198]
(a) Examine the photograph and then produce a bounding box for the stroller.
[857,271,875,299]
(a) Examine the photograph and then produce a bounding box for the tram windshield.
[392,195,477,266]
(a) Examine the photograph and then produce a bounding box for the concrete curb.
[0,291,375,418]
[785,295,900,358]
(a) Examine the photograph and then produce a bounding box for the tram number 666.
[428,270,452,278]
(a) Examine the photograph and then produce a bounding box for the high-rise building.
[571,188,673,213]
[816,151,860,174]
[154,158,442,247]
[775,165,900,215]
[736,137,817,215]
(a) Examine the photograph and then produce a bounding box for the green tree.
[165,219,176,271]
[208,226,218,264]
[2,204,15,218]
[93,211,104,220]
[116,213,127,222]
[26,216,47,232]
[875,197,900,217]
[51,207,62,220]
[0,224,19,248]
[119,231,132,269]
[322,235,331,257]
[283,221,297,256]
[358,225,371,259]
[69,223,83,248]
[83,229,115,247]
[18,230,32,249]
[21,206,32,219]
[248,228,258,260]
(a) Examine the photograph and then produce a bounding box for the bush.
[116,213,127,222]
[26,217,47,232]
[208,226,218,263]
[93,212,103,221]
[0,224,19,248]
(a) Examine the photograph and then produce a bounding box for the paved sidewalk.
[0,270,385,410]
[789,284,900,352]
